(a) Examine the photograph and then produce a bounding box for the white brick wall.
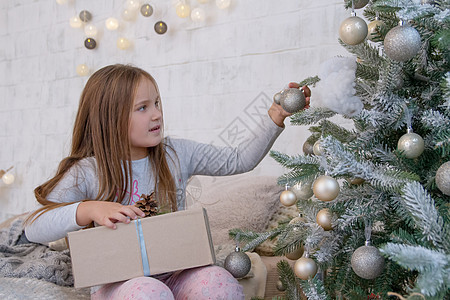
[0,0,352,222]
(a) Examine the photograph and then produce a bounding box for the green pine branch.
[290,107,336,126]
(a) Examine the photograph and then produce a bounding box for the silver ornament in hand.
[274,88,306,113]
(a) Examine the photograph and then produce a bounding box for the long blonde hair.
[26,64,177,224]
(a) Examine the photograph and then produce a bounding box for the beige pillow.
[187,174,284,246]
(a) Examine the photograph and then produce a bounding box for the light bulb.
[216,0,231,9]
[105,17,119,30]
[2,173,15,185]
[56,0,68,5]
[191,7,206,22]
[117,37,131,50]
[76,64,89,76]
[122,9,138,21]
[176,2,191,18]
[125,0,141,11]
[69,16,83,28]
[84,24,98,37]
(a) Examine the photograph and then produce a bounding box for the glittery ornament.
[384,23,421,62]
[273,92,282,105]
[435,161,450,196]
[294,255,317,280]
[279,88,306,113]
[313,140,324,156]
[351,244,385,279]
[154,21,168,34]
[84,38,97,50]
[280,190,297,207]
[285,243,304,260]
[397,130,424,159]
[303,140,314,156]
[313,175,340,202]
[291,181,313,200]
[316,208,332,231]
[367,18,384,41]
[79,10,92,22]
[140,4,153,17]
[224,247,251,278]
[276,280,286,291]
[339,14,368,45]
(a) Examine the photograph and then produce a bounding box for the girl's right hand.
[76,201,146,229]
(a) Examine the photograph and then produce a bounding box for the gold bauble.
[313,140,324,156]
[367,19,384,41]
[347,177,365,185]
[280,190,297,207]
[294,256,318,280]
[397,132,424,159]
[313,175,340,202]
[286,244,304,260]
[316,208,332,231]
[276,280,286,291]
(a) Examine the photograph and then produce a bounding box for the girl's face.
[129,77,162,160]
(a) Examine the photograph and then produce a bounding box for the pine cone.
[134,192,159,217]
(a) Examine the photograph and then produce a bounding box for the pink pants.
[91,265,244,300]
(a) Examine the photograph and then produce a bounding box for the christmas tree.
[230,1,449,299]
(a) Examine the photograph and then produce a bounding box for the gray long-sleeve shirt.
[25,113,283,244]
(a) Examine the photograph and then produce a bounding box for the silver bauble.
[351,245,385,279]
[435,161,450,196]
[367,19,384,41]
[279,88,306,113]
[384,25,421,62]
[303,140,314,156]
[397,132,424,159]
[280,190,297,207]
[313,140,324,156]
[339,16,368,45]
[273,92,282,105]
[224,249,251,278]
[316,208,333,231]
[291,181,314,200]
[313,175,340,202]
[294,256,318,280]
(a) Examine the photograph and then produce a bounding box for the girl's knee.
[94,277,174,300]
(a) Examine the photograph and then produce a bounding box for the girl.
[24,64,310,299]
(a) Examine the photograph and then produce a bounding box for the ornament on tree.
[384,21,421,62]
[313,175,340,202]
[280,185,298,207]
[345,0,369,9]
[366,16,385,41]
[435,161,450,196]
[294,253,318,280]
[339,11,368,45]
[397,128,424,159]
[303,140,314,156]
[276,279,286,291]
[351,222,385,279]
[273,88,306,113]
[224,245,251,278]
[286,242,304,260]
[313,140,324,156]
[316,208,333,231]
[291,181,314,201]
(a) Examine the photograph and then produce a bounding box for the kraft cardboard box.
[67,208,215,288]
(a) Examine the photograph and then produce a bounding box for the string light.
[0,167,15,185]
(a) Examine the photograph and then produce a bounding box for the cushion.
[186,174,284,246]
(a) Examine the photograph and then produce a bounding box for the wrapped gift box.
[67,208,215,288]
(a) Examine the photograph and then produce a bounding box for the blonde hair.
[26,64,177,224]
